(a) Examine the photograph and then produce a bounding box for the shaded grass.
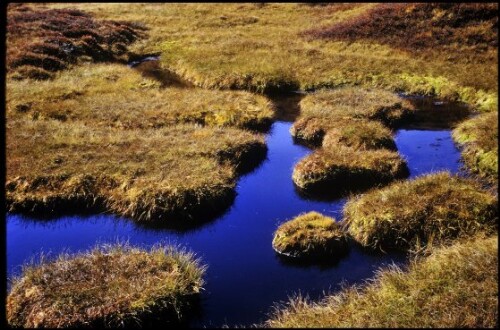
[344,172,498,250]
[7,242,206,327]
[453,111,498,184]
[6,117,265,222]
[265,234,498,328]
[272,211,348,260]
[7,4,146,80]
[6,64,274,131]
[292,146,408,193]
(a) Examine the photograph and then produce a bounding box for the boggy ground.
[7,243,206,327]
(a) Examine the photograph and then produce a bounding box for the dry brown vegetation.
[265,234,498,328]
[7,4,146,80]
[344,172,498,250]
[272,211,348,260]
[7,243,205,327]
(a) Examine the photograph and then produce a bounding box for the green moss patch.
[344,172,498,250]
[292,146,408,193]
[272,211,348,260]
[265,234,498,328]
[7,243,206,328]
[453,111,498,183]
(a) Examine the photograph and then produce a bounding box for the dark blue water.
[6,122,462,327]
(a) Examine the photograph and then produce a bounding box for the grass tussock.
[453,111,498,184]
[292,146,408,192]
[265,234,498,328]
[7,243,206,327]
[6,117,265,221]
[6,64,274,131]
[344,172,498,250]
[272,211,348,260]
[7,4,146,80]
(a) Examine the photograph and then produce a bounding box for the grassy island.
[7,243,206,328]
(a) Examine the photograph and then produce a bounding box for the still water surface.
[6,121,462,327]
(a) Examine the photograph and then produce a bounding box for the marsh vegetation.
[6,2,498,328]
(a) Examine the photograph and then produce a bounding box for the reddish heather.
[302,3,498,53]
[7,4,147,79]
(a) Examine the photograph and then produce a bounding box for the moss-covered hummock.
[7,243,206,328]
[344,172,498,250]
[292,146,408,192]
[453,111,498,184]
[272,211,348,259]
[265,234,498,328]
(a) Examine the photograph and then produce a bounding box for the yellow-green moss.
[265,234,498,328]
[272,211,348,259]
[453,111,498,183]
[344,172,498,250]
[7,243,206,328]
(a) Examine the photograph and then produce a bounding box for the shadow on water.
[266,92,305,122]
[399,93,471,129]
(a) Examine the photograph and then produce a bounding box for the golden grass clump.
[7,243,206,327]
[6,117,266,221]
[453,111,498,184]
[321,119,396,151]
[292,146,408,193]
[344,172,498,250]
[265,234,498,328]
[272,211,348,260]
[296,87,416,129]
[6,64,275,131]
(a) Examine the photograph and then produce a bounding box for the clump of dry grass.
[344,172,498,250]
[272,211,348,260]
[453,111,498,184]
[7,242,206,327]
[292,146,408,193]
[321,119,396,151]
[6,64,274,131]
[7,4,146,79]
[265,234,498,328]
[6,117,265,222]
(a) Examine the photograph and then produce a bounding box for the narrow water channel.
[6,117,463,326]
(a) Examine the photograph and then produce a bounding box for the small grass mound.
[453,111,498,184]
[7,243,206,328]
[297,87,416,129]
[321,119,396,151]
[344,172,498,250]
[292,146,408,193]
[265,234,498,328]
[272,211,348,260]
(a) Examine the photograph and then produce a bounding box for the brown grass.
[7,242,206,327]
[272,211,348,260]
[265,234,498,328]
[292,145,409,193]
[344,172,498,250]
